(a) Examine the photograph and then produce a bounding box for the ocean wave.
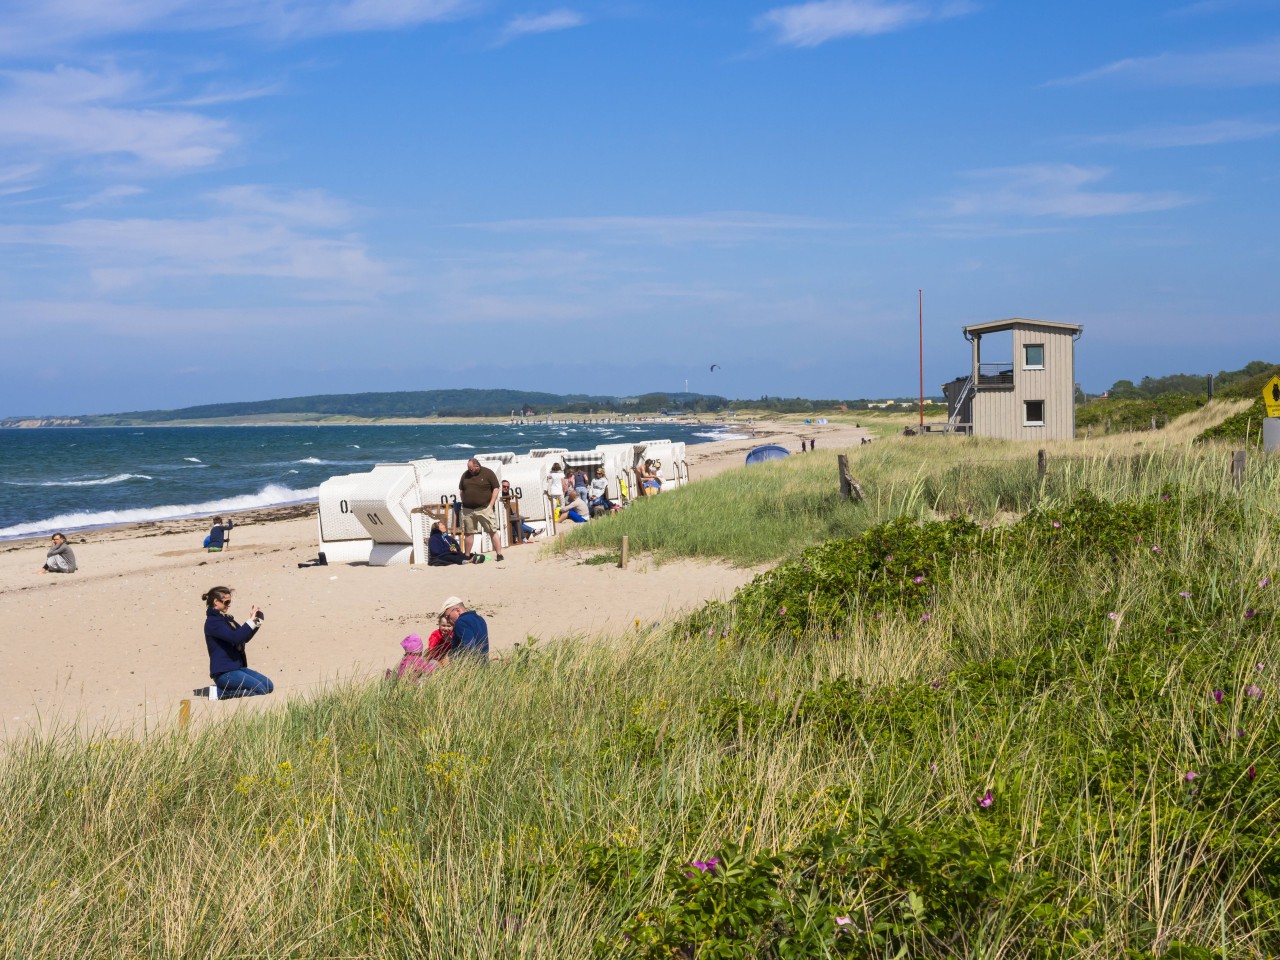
[184,457,202,463]
[693,430,752,441]
[294,457,371,466]
[38,473,153,487]
[0,483,320,541]
[448,443,475,449]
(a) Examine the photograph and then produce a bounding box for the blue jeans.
[215,668,274,698]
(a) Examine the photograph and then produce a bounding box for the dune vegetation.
[4,423,1278,958]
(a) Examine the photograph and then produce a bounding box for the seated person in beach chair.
[588,467,617,515]
[637,459,662,495]
[428,519,482,565]
[500,482,539,543]
[39,532,77,574]
[386,634,438,681]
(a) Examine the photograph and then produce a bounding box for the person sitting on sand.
[560,493,590,523]
[440,596,488,659]
[206,516,233,552]
[202,585,273,699]
[386,634,438,681]
[427,614,454,660]
[39,532,77,574]
[428,519,481,565]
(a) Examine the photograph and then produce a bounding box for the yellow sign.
[1266,375,1280,419]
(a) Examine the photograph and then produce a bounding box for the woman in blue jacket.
[203,585,273,698]
[428,520,481,565]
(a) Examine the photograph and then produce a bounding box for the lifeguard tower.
[941,318,1082,441]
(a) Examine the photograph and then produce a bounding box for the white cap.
[440,595,465,616]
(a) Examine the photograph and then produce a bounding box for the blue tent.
[744,444,791,465]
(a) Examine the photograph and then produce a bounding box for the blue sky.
[1,0,1278,416]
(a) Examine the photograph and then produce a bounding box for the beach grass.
[3,427,1279,957]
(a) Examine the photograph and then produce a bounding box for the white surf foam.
[39,473,153,487]
[448,443,475,449]
[184,457,202,463]
[693,430,752,441]
[0,483,319,541]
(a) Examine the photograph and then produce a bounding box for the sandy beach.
[0,419,869,740]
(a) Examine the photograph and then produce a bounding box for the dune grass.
[3,434,1279,957]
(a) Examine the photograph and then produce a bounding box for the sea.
[0,422,750,541]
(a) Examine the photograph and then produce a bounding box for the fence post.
[1232,450,1246,491]
[1151,416,1157,431]
[837,455,864,502]
[619,535,629,569]
[1037,449,1047,481]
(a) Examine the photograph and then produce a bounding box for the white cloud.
[1080,119,1280,148]
[0,0,475,53]
[0,65,236,171]
[209,184,358,228]
[474,212,841,243]
[756,0,975,48]
[498,8,586,44]
[64,184,147,210]
[940,164,1193,219]
[1053,37,1280,87]
[0,187,390,297]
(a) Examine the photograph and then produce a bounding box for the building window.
[1024,343,1044,369]
[1024,400,1045,426]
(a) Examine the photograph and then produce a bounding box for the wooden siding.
[972,322,1076,441]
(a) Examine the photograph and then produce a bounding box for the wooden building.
[942,318,1082,441]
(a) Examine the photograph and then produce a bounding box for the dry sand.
[0,419,870,740]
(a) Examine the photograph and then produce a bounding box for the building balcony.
[976,362,1013,389]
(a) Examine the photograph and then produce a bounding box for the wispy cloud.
[0,186,390,297]
[64,185,147,210]
[756,0,975,48]
[939,164,1193,219]
[1053,37,1280,87]
[1079,118,1280,149]
[498,8,586,44]
[0,0,475,54]
[0,65,236,172]
[474,212,841,243]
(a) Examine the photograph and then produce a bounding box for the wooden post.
[1150,416,1157,431]
[179,699,191,730]
[1232,450,1246,491]
[1037,449,1047,481]
[557,531,565,552]
[619,535,629,569]
[837,454,864,502]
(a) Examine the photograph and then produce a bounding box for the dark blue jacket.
[428,528,467,565]
[452,610,489,657]
[204,608,258,678]
[207,521,232,549]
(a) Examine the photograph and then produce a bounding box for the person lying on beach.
[427,614,454,660]
[206,516,233,552]
[202,585,273,699]
[386,634,438,681]
[39,532,77,574]
[428,519,482,565]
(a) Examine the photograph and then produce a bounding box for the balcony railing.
[977,362,1013,387]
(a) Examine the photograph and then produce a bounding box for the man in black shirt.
[458,457,504,561]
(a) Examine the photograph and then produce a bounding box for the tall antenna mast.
[918,289,924,429]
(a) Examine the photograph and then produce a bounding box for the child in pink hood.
[386,634,438,681]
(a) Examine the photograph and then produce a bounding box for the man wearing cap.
[440,596,489,658]
[458,457,504,562]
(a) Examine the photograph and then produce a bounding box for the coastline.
[0,420,869,741]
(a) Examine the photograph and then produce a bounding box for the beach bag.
[203,534,212,548]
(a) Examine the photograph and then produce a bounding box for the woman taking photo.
[202,585,274,699]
